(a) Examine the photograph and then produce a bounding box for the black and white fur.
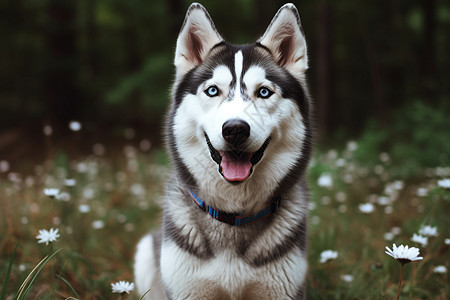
[135,3,312,299]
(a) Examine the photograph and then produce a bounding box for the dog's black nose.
[222,119,250,147]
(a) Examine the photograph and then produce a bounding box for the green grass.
[0,141,449,299]
[307,143,449,299]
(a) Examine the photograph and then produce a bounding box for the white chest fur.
[160,240,307,300]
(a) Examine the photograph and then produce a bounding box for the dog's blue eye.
[257,87,273,99]
[205,86,219,97]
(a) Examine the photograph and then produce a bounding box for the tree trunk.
[43,0,79,128]
[316,0,331,136]
[421,0,436,101]
[357,4,387,127]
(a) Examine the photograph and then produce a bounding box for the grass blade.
[138,288,152,300]
[14,248,62,300]
[57,274,80,298]
[15,254,52,299]
[1,243,19,300]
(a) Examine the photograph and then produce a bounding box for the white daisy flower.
[0,160,10,173]
[77,162,88,173]
[44,188,60,197]
[418,225,438,237]
[43,125,53,136]
[391,227,402,235]
[377,196,390,206]
[416,187,428,197]
[55,192,71,202]
[411,233,428,246]
[83,187,95,199]
[19,264,27,272]
[384,206,394,214]
[92,220,105,229]
[64,179,76,187]
[130,183,146,197]
[433,265,447,274]
[317,173,333,188]
[320,250,338,263]
[347,141,358,151]
[379,152,390,163]
[69,121,82,131]
[341,274,354,283]
[385,244,423,264]
[437,178,450,189]
[445,238,450,245]
[308,202,316,211]
[36,228,60,245]
[78,204,91,213]
[111,281,134,294]
[392,180,404,191]
[359,203,375,214]
[384,232,395,241]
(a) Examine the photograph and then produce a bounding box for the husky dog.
[135,3,312,299]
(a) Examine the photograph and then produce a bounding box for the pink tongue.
[220,152,252,182]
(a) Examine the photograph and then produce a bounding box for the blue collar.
[189,190,280,226]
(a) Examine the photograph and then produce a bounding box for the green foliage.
[407,8,423,32]
[14,249,61,300]
[0,146,163,298]
[354,100,450,177]
[1,0,449,298]
[308,139,449,299]
[1,135,449,298]
[1,244,18,300]
[1,0,449,133]
[57,274,80,298]
[106,53,172,111]
[390,101,450,167]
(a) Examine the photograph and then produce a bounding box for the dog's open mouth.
[205,133,271,183]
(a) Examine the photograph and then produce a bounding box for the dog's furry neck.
[188,189,281,225]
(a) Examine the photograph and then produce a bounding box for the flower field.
[0,138,449,299]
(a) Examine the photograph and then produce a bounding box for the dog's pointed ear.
[258,4,308,79]
[175,3,223,77]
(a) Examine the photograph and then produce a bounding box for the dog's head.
[167,3,311,202]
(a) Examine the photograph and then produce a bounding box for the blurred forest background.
[1,1,449,298]
[1,0,449,169]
